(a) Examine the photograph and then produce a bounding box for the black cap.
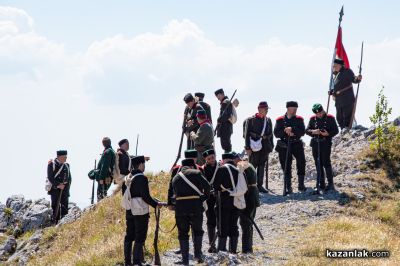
[184,150,198,159]
[131,155,145,165]
[214,88,224,96]
[195,92,205,98]
[222,152,236,160]
[286,101,298,108]
[202,149,215,158]
[196,110,207,119]
[334,58,345,65]
[57,150,67,156]
[183,93,195,103]
[258,101,270,109]
[118,139,129,146]
[181,158,196,167]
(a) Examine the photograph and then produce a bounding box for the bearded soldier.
[172,159,210,264]
[215,89,233,153]
[121,156,165,266]
[213,152,240,253]
[329,58,362,130]
[47,150,71,224]
[306,104,339,191]
[234,153,260,254]
[244,101,274,193]
[195,92,212,123]
[96,137,116,200]
[274,101,306,194]
[190,110,214,165]
[201,149,220,253]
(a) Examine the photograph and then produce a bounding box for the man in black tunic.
[183,93,203,149]
[121,156,164,266]
[172,159,210,264]
[306,104,339,191]
[244,101,274,193]
[274,101,307,194]
[215,89,233,153]
[117,139,131,179]
[47,150,71,224]
[213,152,240,253]
[329,58,362,129]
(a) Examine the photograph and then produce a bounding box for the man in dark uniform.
[96,137,116,201]
[190,110,214,165]
[306,104,339,191]
[47,150,71,224]
[183,93,202,150]
[117,139,131,179]
[329,58,362,130]
[215,89,233,153]
[274,101,306,194]
[201,149,220,253]
[213,152,240,253]
[234,153,260,254]
[172,159,210,264]
[121,156,165,266]
[244,101,274,193]
[195,92,212,123]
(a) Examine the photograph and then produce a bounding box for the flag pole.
[326,6,344,114]
[349,41,364,128]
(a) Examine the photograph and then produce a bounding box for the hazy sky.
[1,1,399,207]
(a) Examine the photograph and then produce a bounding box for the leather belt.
[176,195,200,200]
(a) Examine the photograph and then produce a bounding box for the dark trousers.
[277,142,306,189]
[124,213,149,264]
[50,188,69,223]
[312,141,334,188]
[220,134,232,153]
[250,153,269,188]
[176,212,204,240]
[206,195,216,228]
[217,204,239,238]
[239,205,257,253]
[336,104,354,129]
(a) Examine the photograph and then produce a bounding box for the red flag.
[335,26,350,68]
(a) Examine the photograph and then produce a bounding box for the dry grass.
[27,172,177,266]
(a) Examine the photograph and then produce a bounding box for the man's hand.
[167,205,175,211]
[157,202,167,208]
[245,149,252,157]
[321,130,329,137]
[187,120,194,127]
[356,74,362,82]
[57,184,65,190]
[312,129,321,135]
[284,127,292,135]
[190,131,196,139]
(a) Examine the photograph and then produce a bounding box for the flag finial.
[339,6,344,24]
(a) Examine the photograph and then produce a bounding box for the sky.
[0,1,399,207]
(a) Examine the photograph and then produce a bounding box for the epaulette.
[296,115,304,120]
[276,116,285,121]
[173,164,181,169]
[327,114,335,118]
[310,115,317,119]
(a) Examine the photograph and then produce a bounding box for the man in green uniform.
[190,110,214,165]
[96,137,116,201]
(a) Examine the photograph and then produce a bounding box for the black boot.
[298,175,307,192]
[194,236,204,263]
[258,186,269,193]
[325,166,335,191]
[124,240,133,266]
[229,237,238,254]
[284,175,293,195]
[241,227,251,253]
[132,242,143,265]
[207,226,217,253]
[217,237,227,252]
[175,239,189,265]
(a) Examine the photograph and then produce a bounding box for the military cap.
[184,149,198,159]
[312,103,324,114]
[183,93,195,103]
[202,149,215,158]
[131,155,145,165]
[286,101,298,108]
[214,88,224,96]
[57,150,68,156]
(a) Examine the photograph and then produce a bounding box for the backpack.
[223,164,247,209]
[121,173,150,215]
[109,149,120,181]
[229,105,238,124]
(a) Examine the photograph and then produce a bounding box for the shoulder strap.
[53,162,64,179]
[125,173,144,189]
[127,151,132,172]
[224,164,236,189]
[178,172,204,196]
[210,163,220,184]
[261,116,267,136]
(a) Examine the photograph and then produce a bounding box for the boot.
[174,239,189,265]
[124,240,133,266]
[298,175,306,192]
[217,237,227,252]
[194,236,204,263]
[284,175,293,195]
[258,186,269,194]
[241,228,251,253]
[97,183,104,201]
[132,242,143,265]
[207,225,217,253]
[325,166,335,191]
[229,237,238,254]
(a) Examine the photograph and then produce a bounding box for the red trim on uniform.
[173,165,181,169]
[276,115,285,121]
[296,115,304,120]
[255,113,266,119]
[310,115,317,119]
[327,114,335,118]
[199,119,211,126]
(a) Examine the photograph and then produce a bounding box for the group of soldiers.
[45,58,362,265]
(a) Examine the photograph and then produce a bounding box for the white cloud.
[0,7,399,207]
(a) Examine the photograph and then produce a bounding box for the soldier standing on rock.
[195,92,212,123]
[96,137,116,201]
[306,104,339,191]
[47,150,71,224]
[190,110,214,165]
[215,89,233,153]
[172,158,210,265]
[244,101,274,193]
[274,101,307,194]
[117,139,132,180]
[201,149,220,253]
[121,156,165,266]
[213,152,240,253]
[329,58,362,130]
[183,93,202,150]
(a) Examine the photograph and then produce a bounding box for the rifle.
[153,207,161,265]
[209,191,221,248]
[135,134,139,155]
[214,89,237,136]
[172,108,189,169]
[283,136,291,196]
[91,159,97,204]
[243,212,264,240]
[54,186,64,224]
[349,41,364,129]
[313,133,323,195]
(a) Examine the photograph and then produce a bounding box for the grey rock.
[20,199,52,232]
[57,206,82,226]
[1,236,17,254]
[6,195,25,213]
